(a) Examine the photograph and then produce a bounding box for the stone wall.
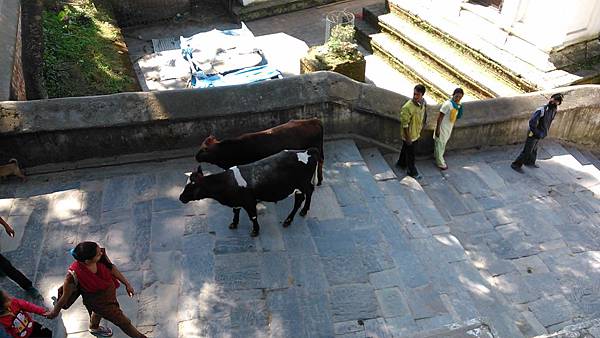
[108,0,191,27]
[0,72,599,167]
[0,0,21,101]
[10,13,26,101]
[227,0,350,22]
[20,0,46,100]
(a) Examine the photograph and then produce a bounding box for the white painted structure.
[389,0,600,72]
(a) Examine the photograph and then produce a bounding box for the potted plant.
[301,24,366,82]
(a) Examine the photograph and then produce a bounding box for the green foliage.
[327,24,355,54]
[42,1,137,98]
[314,24,362,66]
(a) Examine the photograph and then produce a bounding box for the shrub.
[312,24,363,66]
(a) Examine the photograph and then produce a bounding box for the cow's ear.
[206,135,218,145]
[190,171,203,183]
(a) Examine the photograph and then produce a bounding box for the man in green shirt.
[396,84,427,179]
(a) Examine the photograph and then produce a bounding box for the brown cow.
[195,118,324,185]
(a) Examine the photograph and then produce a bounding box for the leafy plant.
[42,1,137,97]
[313,24,363,66]
[327,25,355,54]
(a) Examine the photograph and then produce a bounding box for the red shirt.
[0,298,46,338]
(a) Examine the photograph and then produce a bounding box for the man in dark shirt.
[511,93,563,173]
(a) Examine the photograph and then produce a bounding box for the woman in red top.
[47,242,147,338]
[0,289,52,338]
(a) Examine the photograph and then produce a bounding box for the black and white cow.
[195,118,324,185]
[180,148,320,237]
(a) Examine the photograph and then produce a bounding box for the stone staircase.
[378,140,600,337]
[1,139,600,337]
[355,3,538,103]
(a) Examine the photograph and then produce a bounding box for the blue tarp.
[180,23,282,89]
[190,65,282,88]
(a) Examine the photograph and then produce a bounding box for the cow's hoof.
[299,209,308,217]
[283,219,292,227]
[250,229,259,237]
[229,223,238,229]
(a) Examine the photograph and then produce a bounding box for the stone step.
[410,319,493,338]
[533,318,600,338]
[563,144,591,166]
[580,149,600,172]
[362,50,438,103]
[559,144,600,194]
[540,140,570,157]
[385,0,549,90]
[360,147,397,181]
[385,0,590,90]
[354,18,378,53]
[368,148,534,338]
[362,3,387,28]
[326,144,473,335]
[381,1,538,92]
[377,12,524,98]
[370,32,483,103]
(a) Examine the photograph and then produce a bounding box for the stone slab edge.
[534,318,600,338]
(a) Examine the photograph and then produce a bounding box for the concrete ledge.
[1,71,599,167]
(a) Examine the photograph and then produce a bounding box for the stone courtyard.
[0,139,599,337]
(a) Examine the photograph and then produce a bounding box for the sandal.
[89,326,113,337]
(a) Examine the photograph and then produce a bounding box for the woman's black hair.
[71,241,98,262]
[453,88,464,95]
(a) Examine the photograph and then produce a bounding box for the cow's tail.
[307,147,320,186]
[311,165,319,186]
[316,119,325,185]
[315,118,325,161]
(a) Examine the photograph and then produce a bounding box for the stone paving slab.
[361,148,397,181]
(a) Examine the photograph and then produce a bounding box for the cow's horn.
[196,165,204,176]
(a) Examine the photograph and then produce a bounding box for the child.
[0,290,52,338]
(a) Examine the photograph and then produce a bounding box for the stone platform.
[0,139,599,337]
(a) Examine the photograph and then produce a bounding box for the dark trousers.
[31,322,53,337]
[397,140,418,176]
[84,285,147,338]
[512,135,539,167]
[0,254,33,290]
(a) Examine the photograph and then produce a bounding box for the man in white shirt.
[433,88,464,170]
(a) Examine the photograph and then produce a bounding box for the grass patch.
[43,1,138,98]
